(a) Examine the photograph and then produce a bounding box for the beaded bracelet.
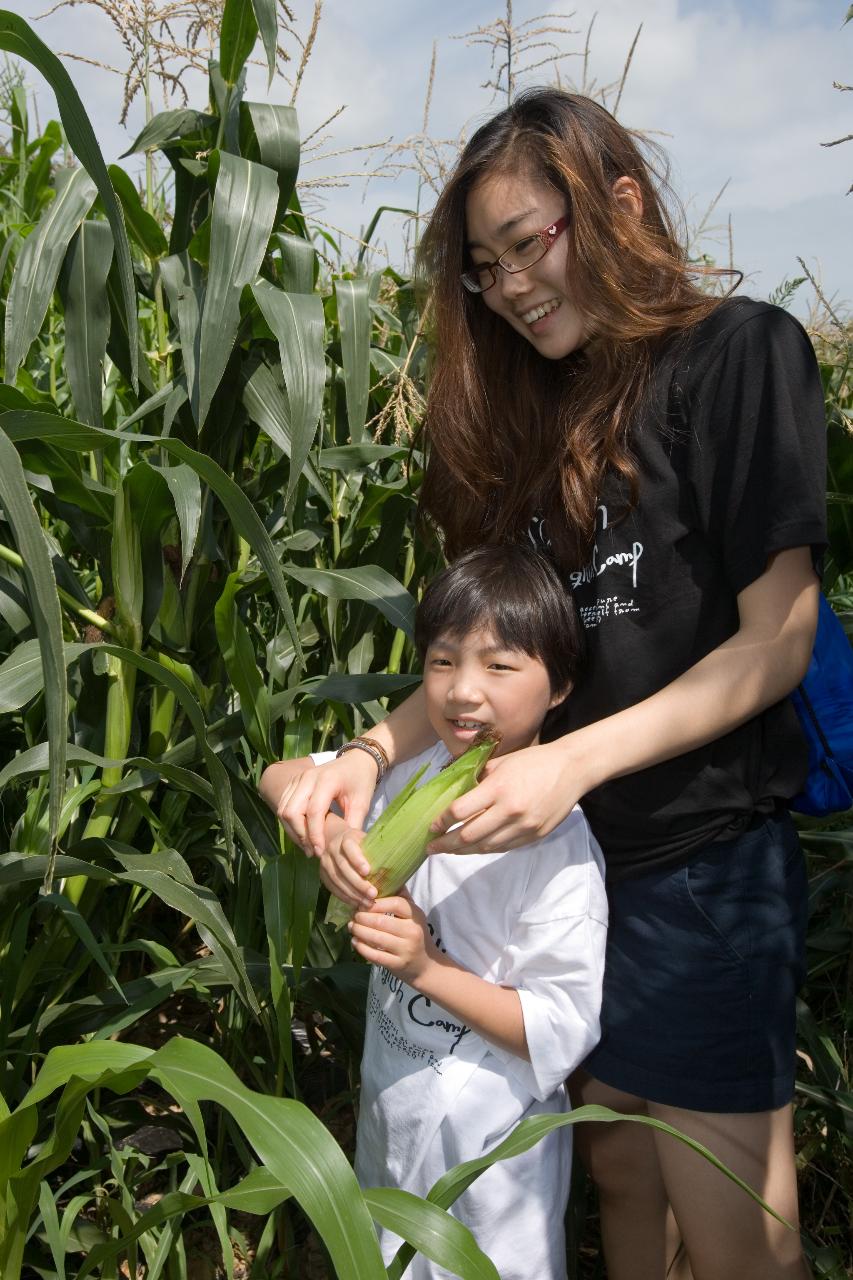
[336,735,391,781]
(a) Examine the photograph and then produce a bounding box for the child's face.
[423,626,565,759]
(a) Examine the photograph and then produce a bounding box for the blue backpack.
[789,594,853,816]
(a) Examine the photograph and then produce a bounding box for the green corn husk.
[325,728,501,929]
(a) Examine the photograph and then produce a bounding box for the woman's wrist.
[336,735,390,781]
[354,685,432,771]
[547,723,613,797]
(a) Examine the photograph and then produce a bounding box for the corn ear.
[325,729,501,929]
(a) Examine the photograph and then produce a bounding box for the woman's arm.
[429,546,819,853]
[350,893,529,1059]
[278,685,437,856]
[258,756,315,813]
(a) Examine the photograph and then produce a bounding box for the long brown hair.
[416,90,728,569]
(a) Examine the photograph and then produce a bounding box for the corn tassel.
[325,729,501,929]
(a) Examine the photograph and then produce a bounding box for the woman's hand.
[277,749,380,856]
[428,739,583,854]
[349,892,438,986]
[319,825,377,909]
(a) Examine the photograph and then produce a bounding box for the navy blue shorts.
[583,812,808,1113]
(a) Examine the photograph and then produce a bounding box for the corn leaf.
[214,569,271,759]
[4,166,96,382]
[0,639,88,713]
[159,252,203,413]
[152,460,201,582]
[335,278,372,442]
[249,0,277,86]
[37,1180,65,1277]
[74,1191,206,1280]
[107,164,168,259]
[272,231,315,293]
[284,563,416,636]
[157,437,302,663]
[245,101,299,206]
[124,459,179,636]
[387,1104,794,1279]
[0,17,133,374]
[196,153,278,426]
[17,440,112,520]
[278,704,321,981]
[319,443,407,470]
[308,671,420,703]
[0,411,303,662]
[0,10,137,388]
[57,219,113,428]
[365,1187,500,1280]
[113,864,259,1016]
[219,0,258,87]
[251,281,325,511]
[122,108,216,157]
[148,1037,388,1278]
[112,472,144,645]
[92,641,236,857]
[105,251,156,394]
[241,359,329,503]
[0,428,66,879]
[39,894,127,1003]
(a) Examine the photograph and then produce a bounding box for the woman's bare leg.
[572,1074,809,1280]
[570,1071,685,1280]
[648,1101,810,1280]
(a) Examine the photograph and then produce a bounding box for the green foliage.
[0,7,446,1273]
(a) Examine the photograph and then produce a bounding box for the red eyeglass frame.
[462,215,570,293]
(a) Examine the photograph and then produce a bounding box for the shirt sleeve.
[489,814,608,1101]
[686,305,827,595]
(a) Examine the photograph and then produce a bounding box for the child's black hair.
[414,543,584,698]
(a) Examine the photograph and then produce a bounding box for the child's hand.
[349,891,439,986]
[319,827,378,909]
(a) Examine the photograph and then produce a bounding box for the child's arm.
[350,894,529,1061]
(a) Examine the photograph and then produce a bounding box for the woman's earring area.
[611,175,643,219]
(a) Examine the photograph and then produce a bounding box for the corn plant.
[0,3,445,1271]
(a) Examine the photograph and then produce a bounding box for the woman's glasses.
[461,215,569,294]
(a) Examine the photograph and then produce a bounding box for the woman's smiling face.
[464,170,586,360]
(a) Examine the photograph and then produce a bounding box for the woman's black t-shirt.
[541,298,828,880]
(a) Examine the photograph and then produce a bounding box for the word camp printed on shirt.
[376,965,472,1057]
[530,505,644,630]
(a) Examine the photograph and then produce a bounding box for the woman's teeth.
[521,298,560,325]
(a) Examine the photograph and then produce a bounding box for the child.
[260,544,607,1280]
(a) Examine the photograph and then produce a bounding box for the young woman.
[276,90,827,1279]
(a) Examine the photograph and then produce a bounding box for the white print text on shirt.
[569,504,644,591]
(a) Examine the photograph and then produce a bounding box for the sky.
[11,0,853,316]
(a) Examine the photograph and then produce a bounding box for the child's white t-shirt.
[314,741,608,1280]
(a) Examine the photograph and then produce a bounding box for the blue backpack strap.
[789,594,853,816]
